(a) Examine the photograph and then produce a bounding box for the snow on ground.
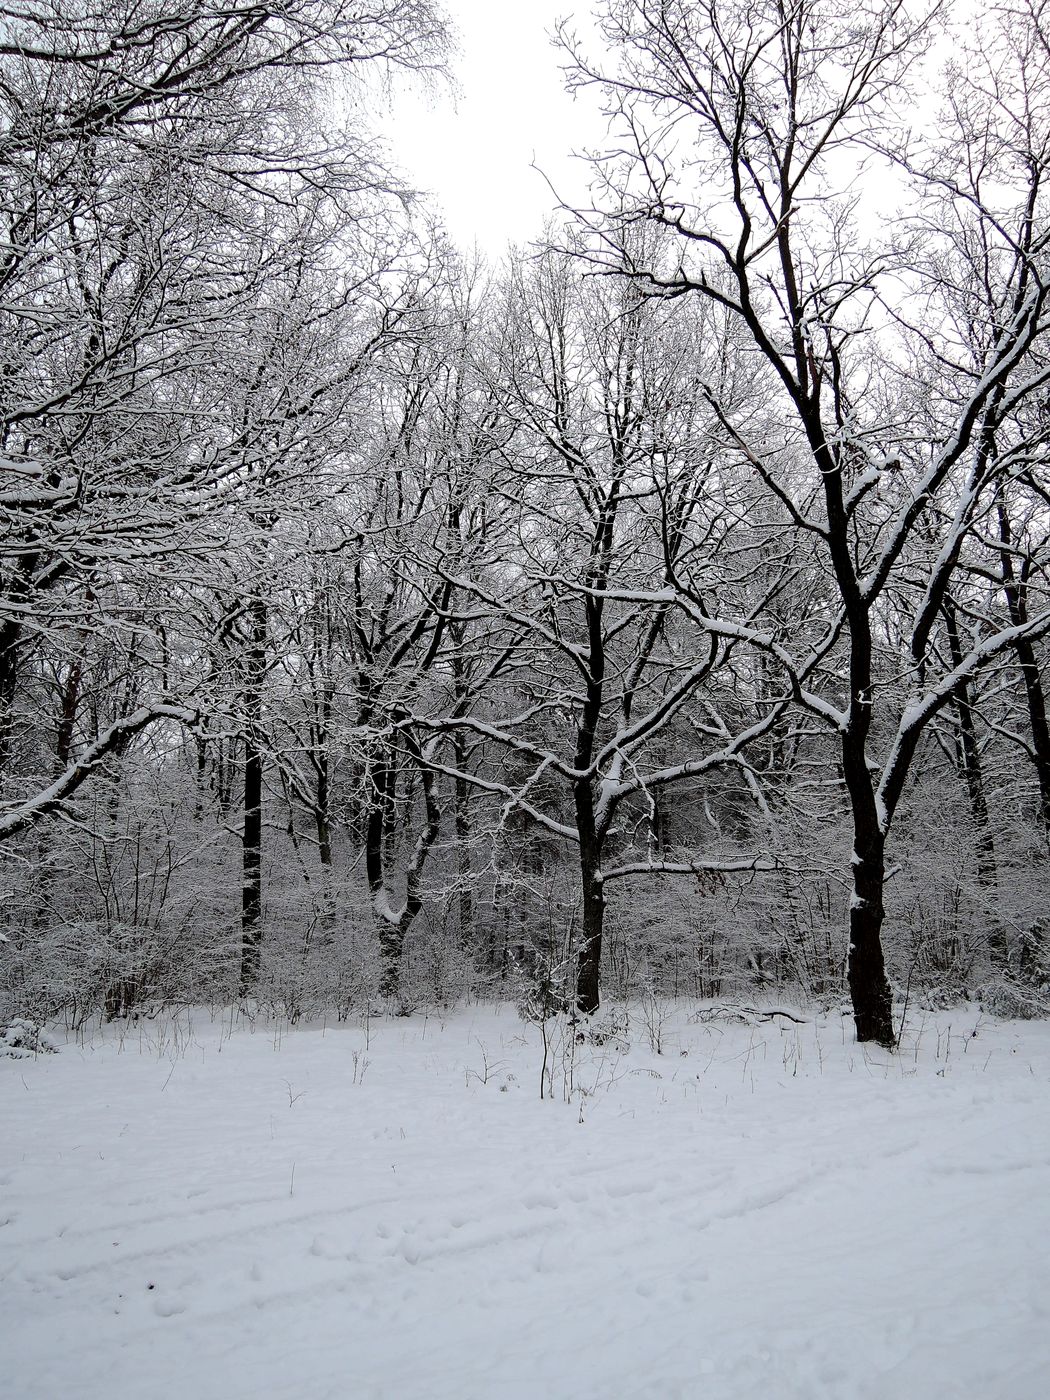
[2,1001,1049,1400]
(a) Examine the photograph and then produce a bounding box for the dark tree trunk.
[795,381,898,1046]
[54,655,83,773]
[1013,629,1050,832]
[999,502,1050,833]
[449,633,475,945]
[944,598,1004,964]
[572,635,607,1017]
[364,755,393,894]
[837,605,896,1048]
[453,738,474,946]
[572,548,611,1016]
[847,828,895,1047]
[238,596,267,997]
[368,738,442,1001]
[0,616,20,778]
[0,552,42,778]
[238,730,263,995]
[576,868,607,1013]
[314,754,333,869]
[29,652,85,957]
[311,677,335,871]
[575,853,605,1015]
[365,751,400,995]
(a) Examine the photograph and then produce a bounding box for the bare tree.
[407,246,789,1013]
[562,0,1050,1043]
[0,0,448,845]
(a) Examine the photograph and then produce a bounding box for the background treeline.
[1,0,1048,1044]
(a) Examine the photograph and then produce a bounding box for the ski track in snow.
[2,1005,1048,1400]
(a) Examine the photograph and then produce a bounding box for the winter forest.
[2,2,1050,1395]
[2,0,1047,1043]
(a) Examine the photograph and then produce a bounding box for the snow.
[372,887,403,926]
[2,1003,1049,1400]
[0,704,196,841]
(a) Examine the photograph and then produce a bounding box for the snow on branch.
[877,607,1050,827]
[0,703,196,842]
[417,758,579,843]
[601,855,780,882]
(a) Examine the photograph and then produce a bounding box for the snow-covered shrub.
[1,1017,58,1058]
[397,908,476,1009]
[584,1005,631,1053]
[978,977,1050,1021]
[253,912,382,1024]
[513,943,572,1024]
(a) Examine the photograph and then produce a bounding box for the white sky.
[372,1,966,262]
[377,0,606,259]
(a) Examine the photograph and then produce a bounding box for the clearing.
[2,1002,1048,1399]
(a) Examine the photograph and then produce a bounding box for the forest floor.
[2,998,1048,1400]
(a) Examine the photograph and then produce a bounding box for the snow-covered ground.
[2,1001,1048,1400]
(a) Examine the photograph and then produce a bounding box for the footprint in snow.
[521,1191,559,1210]
[152,1294,188,1318]
[605,1177,656,1199]
[398,1237,421,1265]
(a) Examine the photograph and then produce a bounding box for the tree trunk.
[0,607,27,781]
[454,751,474,946]
[365,751,400,995]
[576,851,607,1019]
[573,571,609,1013]
[450,638,475,945]
[0,618,20,779]
[54,655,84,774]
[238,596,267,996]
[369,739,442,1001]
[1013,629,1050,834]
[576,772,607,1013]
[943,598,1004,965]
[314,755,333,869]
[999,502,1050,834]
[847,829,895,1047]
[377,920,404,998]
[838,609,896,1048]
[312,677,335,871]
[0,554,41,779]
[238,728,263,995]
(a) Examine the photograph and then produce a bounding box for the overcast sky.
[377,0,606,259]
[372,1,959,262]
